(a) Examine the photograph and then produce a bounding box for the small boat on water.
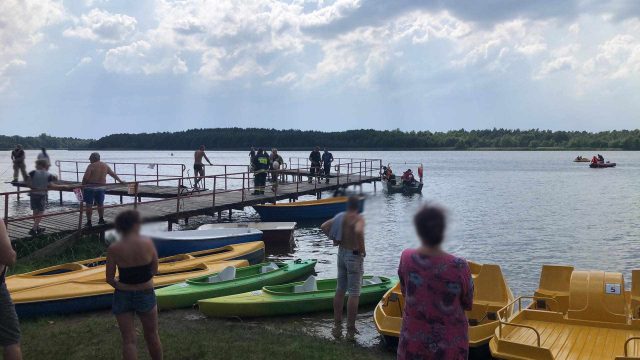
[6,242,266,293]
[12,260,248,318]
[590,162,616,168]
[381,163,424,194]
[252,196,364,222]
[573,156,590,162]
[374,261,513,347]
[156,259,317,310]
[199,275,396,318]
[198,222,296,244]
[145,228,263,257]
[489,265,640,359]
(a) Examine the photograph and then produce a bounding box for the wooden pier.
[2,158,382,242]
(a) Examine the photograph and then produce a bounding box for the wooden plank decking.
[5,175,379,242]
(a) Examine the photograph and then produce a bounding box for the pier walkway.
[2,158,381,242]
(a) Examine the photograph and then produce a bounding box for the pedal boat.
[374,261,513,347]
[490,265,640,359]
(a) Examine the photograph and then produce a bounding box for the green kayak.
[198,275,396,318]
[156,259,317,310]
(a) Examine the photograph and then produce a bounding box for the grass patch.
[10,234,108,275]
[20,310,393,360]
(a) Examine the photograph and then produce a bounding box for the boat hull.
[198,222,296,244]
[589,162,616,168]
[383,180,423,194]
[147,228,263,257]
[156,259,317,309]
[199,276,395,318]
[252,196,364,222]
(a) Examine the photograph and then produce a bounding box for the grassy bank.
[20,310,393,360]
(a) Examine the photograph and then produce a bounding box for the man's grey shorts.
[336,247,364,297]
[0,283,20,346]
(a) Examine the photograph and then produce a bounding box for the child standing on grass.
[27,159,57,236]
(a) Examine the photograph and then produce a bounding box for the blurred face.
[200,145,205,151]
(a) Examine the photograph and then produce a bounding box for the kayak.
[156,259,317,310]
[374,262,513,347]
[12,260,248,318]
[198,222,296,244]
[6,241,265,293]
[589,162,616,168]
[252,196,364,222]
[198,275,396,318]
[145,228,263,257]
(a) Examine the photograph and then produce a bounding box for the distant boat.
[145,228,263,257]
[573,156,590,162]
[589,162,616,168]
[252,196,364,222]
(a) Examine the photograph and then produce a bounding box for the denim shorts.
[29,194,46,212]
[112,289,157,315]
[336,247,364,296]
[0,283,20,346]
[83,187,106,206]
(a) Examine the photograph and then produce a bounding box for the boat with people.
[374,261,513,347]
[5,241,265,293]
[145,228,263,257]
[156,259,317,310]
[489,265,640,359]
[252,196,364,222]
[198,275,396,318]
[381,163,424,194]
[590,162,617,168]
[11,260,249,318]
[573,156,590,162]
[198,222,296,244]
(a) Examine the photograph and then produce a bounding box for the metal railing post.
[212,176,217,209]
[224,165,228,190]
[133,182,139,209]
[156,166,160,186]
[133,164,137,183]
[76,162,79,182]
[242,172,245,202]
[296,169,300,193]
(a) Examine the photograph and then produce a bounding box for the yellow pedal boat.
[490,265,640,359]
[6,241,265,293]
[12,259,249,318]
[374,261,513,347]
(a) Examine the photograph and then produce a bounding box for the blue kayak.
[145,228,263,257]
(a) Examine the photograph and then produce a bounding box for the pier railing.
[1,158,382,240]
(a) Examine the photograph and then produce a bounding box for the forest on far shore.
[2,128,640,150]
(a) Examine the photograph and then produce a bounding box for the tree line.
[2,128,640,150]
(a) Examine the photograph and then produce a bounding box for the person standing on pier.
[321,196,366,341]
[321,148,334,184]
[82,152,124,227]
[193,145,212,189]
[253,148,270,195]
[269,149,284,186]
[308,146,322,183]
[10,145,27,184]
[27,159,57,235]
[0,221,22,360]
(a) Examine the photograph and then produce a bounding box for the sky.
[1,0,640,138]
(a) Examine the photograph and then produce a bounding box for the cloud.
[65,56,93,76]
[64,8,137,43]
[0,0,65,92]
[103,40,188,75]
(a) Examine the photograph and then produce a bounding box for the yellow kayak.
[374,261,513,347]
[490,265,640,359]
[7,241,265,293]
[13,260,249,318]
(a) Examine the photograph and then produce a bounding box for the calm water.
[2,150,639,347]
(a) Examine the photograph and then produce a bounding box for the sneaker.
[29,228,37,236]
[85,220,92,228]
[98,218,106,225]
[331,325,343,340]
[345,327,359,342]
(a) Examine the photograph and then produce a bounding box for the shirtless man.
[82,152,124,227]
[193,145,212,188]
[321,196,365,340]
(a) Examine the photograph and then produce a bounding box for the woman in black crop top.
[106,210,163,360]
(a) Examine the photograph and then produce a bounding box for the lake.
[1,149,639,347]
